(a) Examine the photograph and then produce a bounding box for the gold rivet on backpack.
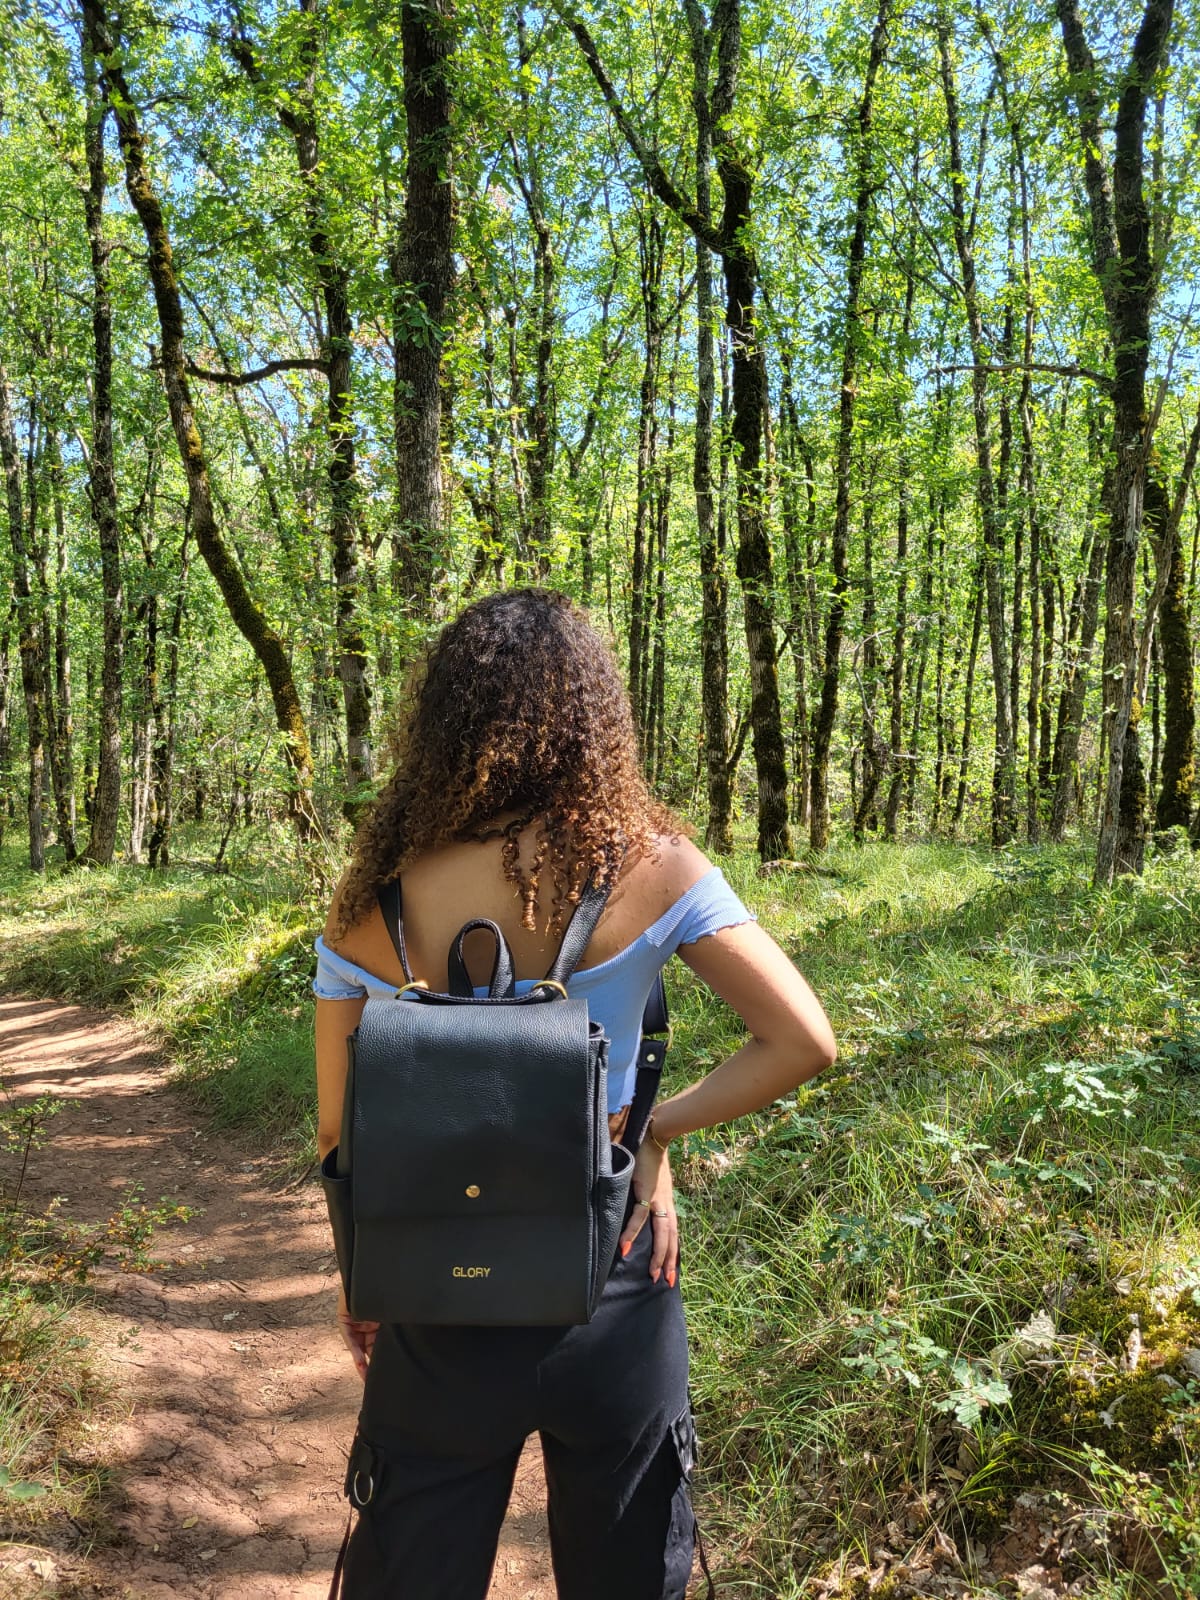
[465,1184,481,1198]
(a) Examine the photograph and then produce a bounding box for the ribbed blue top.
[313,866,755,1112]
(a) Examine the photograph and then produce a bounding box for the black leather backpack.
[321,877,669,1326]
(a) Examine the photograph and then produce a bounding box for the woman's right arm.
[648,920,837,1145]
[315,994,367,1162]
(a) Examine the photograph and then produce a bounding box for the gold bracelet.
[647,1116,671,1154]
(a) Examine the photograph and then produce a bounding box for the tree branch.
[932,360,1113,393]
[555,4,722,251]
[184,357,329,385]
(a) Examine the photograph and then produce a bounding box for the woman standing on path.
[313,588,836,1599]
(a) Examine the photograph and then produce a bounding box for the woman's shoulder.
[621,831,715,920]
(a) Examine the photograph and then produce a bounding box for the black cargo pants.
[339,1214,698,1599]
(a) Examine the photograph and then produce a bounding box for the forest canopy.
[1,0,1198,881]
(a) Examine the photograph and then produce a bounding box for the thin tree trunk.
[953,563,985,832]
[79,23,123,867]
[89,0,319,846]
[568,0,793,857]
[884,217,917,837]
[854,471,882,839]
[229,1,371,812]
[1151,401,1200,832]
[0,366,44,869]
[48,436,77,857]
[630,212,664,745]
[810,0,893,851]
[939,12,1016,845]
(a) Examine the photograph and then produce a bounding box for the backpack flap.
[347,992,622,1325]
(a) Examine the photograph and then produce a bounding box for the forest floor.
[0,995,555,1600]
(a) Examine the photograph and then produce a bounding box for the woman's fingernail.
[667,1269,676,1288]
[651,1268,661,1283]
[620,1241,632,1258]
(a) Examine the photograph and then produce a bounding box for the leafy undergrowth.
[674,839,1200,1597]
[5,828,1200,1595]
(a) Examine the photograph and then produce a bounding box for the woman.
[314,588,836,1599]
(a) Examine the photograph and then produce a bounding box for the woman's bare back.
[328,824,713,993]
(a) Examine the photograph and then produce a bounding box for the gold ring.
[395,980,429,997]
[531,980,569,1000]
[636,1198,654,1210]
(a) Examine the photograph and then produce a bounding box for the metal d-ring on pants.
[338,1214,699,1599]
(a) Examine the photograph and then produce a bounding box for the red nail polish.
[666,1270,676,1288]
[620,1240,631,1258]
[651,1269,661,1283]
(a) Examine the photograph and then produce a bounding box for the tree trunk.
[568,0,792,856]
[685,0,733,853]
[48,437,77,858]
[938,13,1016,845]
[810,0,893,852]
[1056,0,1175,883]
[89,0,319,845]
[148,521,189,868]
[0,366,45,869]
[229,1,371,811]
[629,212,664,747]
[854,473,882,840]
[1153,451,1197,834]
[78,24,123,867]
[393,0,456,609]
[953,563,985,832]
[1049,508,1106,838]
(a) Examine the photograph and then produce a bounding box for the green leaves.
[0,1466,47,1502]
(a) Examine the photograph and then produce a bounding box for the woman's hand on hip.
[619,1140,678,1287]
[337,1284,379,1382]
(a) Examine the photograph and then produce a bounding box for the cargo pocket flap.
[670,1406,697,1480]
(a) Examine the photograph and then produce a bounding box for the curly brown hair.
[330,589,680,940]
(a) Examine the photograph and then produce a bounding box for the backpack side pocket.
[321,1147,354,1301]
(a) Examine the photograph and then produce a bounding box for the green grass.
[667,841,1200,1594]
[4,827,1200,1593]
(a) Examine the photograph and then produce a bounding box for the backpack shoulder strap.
[377,879,416,984]
[543,878,612,987]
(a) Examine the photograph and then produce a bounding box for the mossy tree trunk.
[392,0,456,612]
[685,0,733,853]
[1056,0,1175,885]
[78,24,122,868]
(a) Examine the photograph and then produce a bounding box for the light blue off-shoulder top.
[312,866,755,1113]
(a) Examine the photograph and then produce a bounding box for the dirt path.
[0,996,555,1600]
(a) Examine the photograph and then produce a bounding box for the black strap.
[642,971,668,1035]
[695,1516,716,1597]
[379,871,667,1044]
[543,878,613,986]
[622,975,670,1152]
[378,879,415,984]
[379,875,613,991]
[327,1513,351,1599]
[446,919,515,998]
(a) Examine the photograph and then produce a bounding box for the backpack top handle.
[446,919,516,998]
